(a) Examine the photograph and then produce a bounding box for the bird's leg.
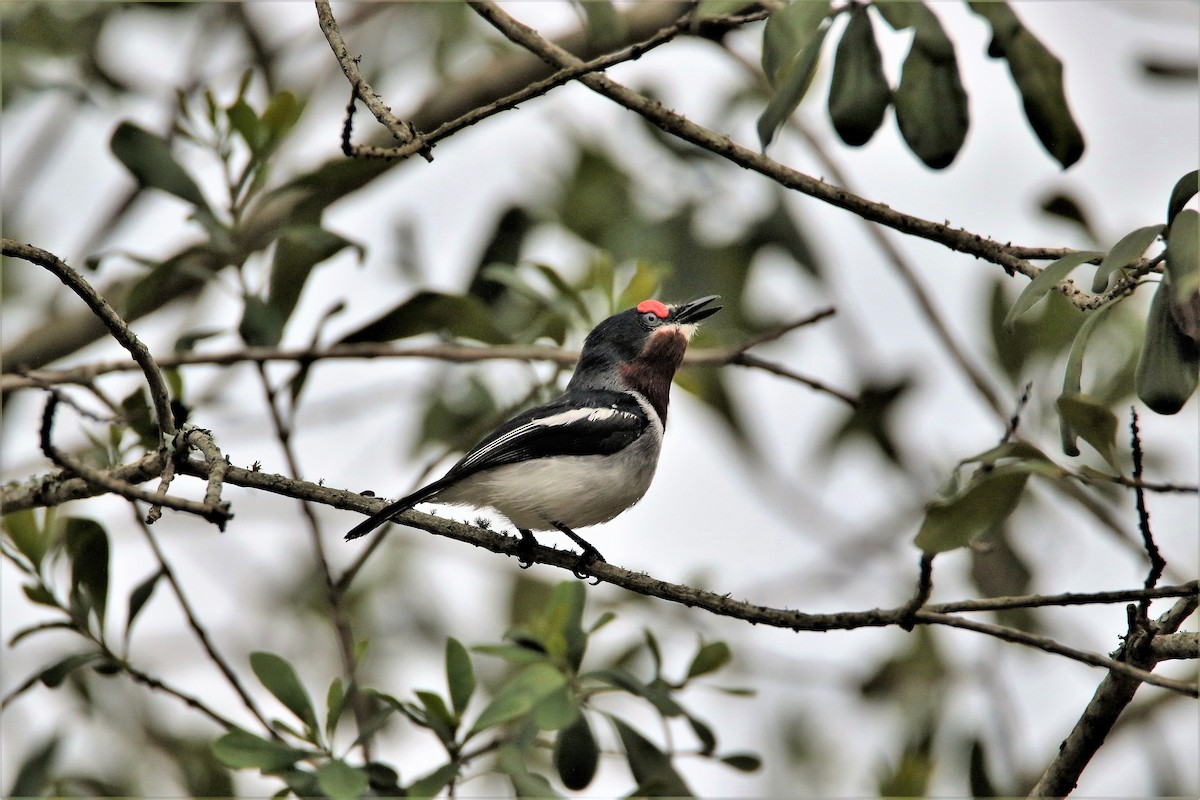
[550,521,604,582]
[515,529,538,569]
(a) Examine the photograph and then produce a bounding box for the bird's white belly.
[432,434,661,531]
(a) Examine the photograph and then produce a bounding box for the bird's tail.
[344,478,453,541]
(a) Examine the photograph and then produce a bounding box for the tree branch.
[464,1,1147,311]
[1028,594,1199,796]
[3,238,176,442]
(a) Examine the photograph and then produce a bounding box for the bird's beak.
[671,295,722,324]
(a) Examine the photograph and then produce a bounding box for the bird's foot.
[515,529,538,569]
[571,544,605,584]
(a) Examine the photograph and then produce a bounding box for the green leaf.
[892,40,969,169]
[686,713,717,756]
[1056,393,1120,469]
[757,2,832,149]
[1059,300,1123,454]
[325,677,346,740]
[720,753,763,772]
[64,517,109,628]
[828,4,890,147]
[1136,279,1200,415]
[125,568,164,639]
[611,716,693,797]
[693,0,758,20]
[39,651,105,688]
[111,122,209,208]
[686,641,732,680]
[915,466,1031,553]
[495,744,562,799]
[239,294,286,347]
[250,651,320,737]
[414,690,458,745]
[405,762,459,798]
[615,261,666,313]
[590,668,685,717]
[468,662,567,736]
[579,0,624,48]
[316,759,370,800]
[1166,169,1198,229]
[968,2,1084,168]
[874,2,954,60]
[259,91,305,156]
[472,643,549,666]
[1004,250,1104,329]
[228,100,268,155]
[446,637,475,717]
[554,712,599,790]
[1091,224,1165,293]
[22,582,57,608]
[338,291,509,345]
[1166,208,1199,303]
[212,728,310,772]
[268,225,362,322]
[120,386,161,451]
[4,508,46,570]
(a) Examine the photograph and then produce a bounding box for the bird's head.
[568,296,721,402]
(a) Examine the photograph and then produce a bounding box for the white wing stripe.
[460,406,640,470]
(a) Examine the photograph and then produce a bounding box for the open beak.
[672,295,722,324]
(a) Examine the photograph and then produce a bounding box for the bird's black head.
[567,296,721,408]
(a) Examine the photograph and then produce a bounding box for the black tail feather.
[343,478,451,541]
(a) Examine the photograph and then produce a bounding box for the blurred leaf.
[1040,191,1097,241]
[468,207,536,305]
[824,378,911,464]
[468,662,567,736]
[1004,250,1102,329]
[1166,208,1199,306]
[616,261,666,312]
[590,668,685,718]
[694,0,758,20]
[878,727,935,796]
[554,713,598,790]
[496,744,561,798]
[892,39,968,169]
[405,762,459,798]
[260,90,305,156]
[687,713,717,756]
[720,753,762,772]
[916,466,1031,553]
[212,728,310,772]
[828,4,890,146]
[325,677,346,740]
[120,387,161,451]
[268,225,362,323]
[239,294,286,347]
[446,637,475,717]
[1059,300,1122,454]
[339,291,508,345]
[1056,393,1120,469]
[686,641,732,681]
[110,122,208,208]
[874,2,954,59]
[125,246,223,320]
[228,99,268,155]
[39,650,105,688]
[1136,279,1200,415]
[578,0,624,48]
[125,568,164,640]
[757,1,832,149]
[8,735,58,797]
[611,716,693,797]
[1092,224,1164,293]
[64,517,109,628]
[414,690,457,745]
[364,762,401,796]
[968,2,1084,167]
[1166,169,1198,229]
[970,526,1036,631]
[316,759,370,800]
[4,508,46,570]
[250,651,321,737]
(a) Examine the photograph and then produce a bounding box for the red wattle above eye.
[636,299,669,318]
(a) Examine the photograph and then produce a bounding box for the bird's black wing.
[445,389,650,480]
[344,390,649,541]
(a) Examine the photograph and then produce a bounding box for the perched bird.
[344,295,721,575]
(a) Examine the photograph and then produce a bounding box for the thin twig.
[900,552,935,629]
[729,352,860,408]
[3,238,176,441]
[925,582,1198,614]
[130,506,279,737]
[1129,408,1166,621]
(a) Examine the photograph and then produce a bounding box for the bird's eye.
[642,311,663,327]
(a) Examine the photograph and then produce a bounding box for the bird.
[344,295,721,576]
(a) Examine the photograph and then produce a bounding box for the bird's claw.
[515,531,537,569]
[572,549,604,584]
